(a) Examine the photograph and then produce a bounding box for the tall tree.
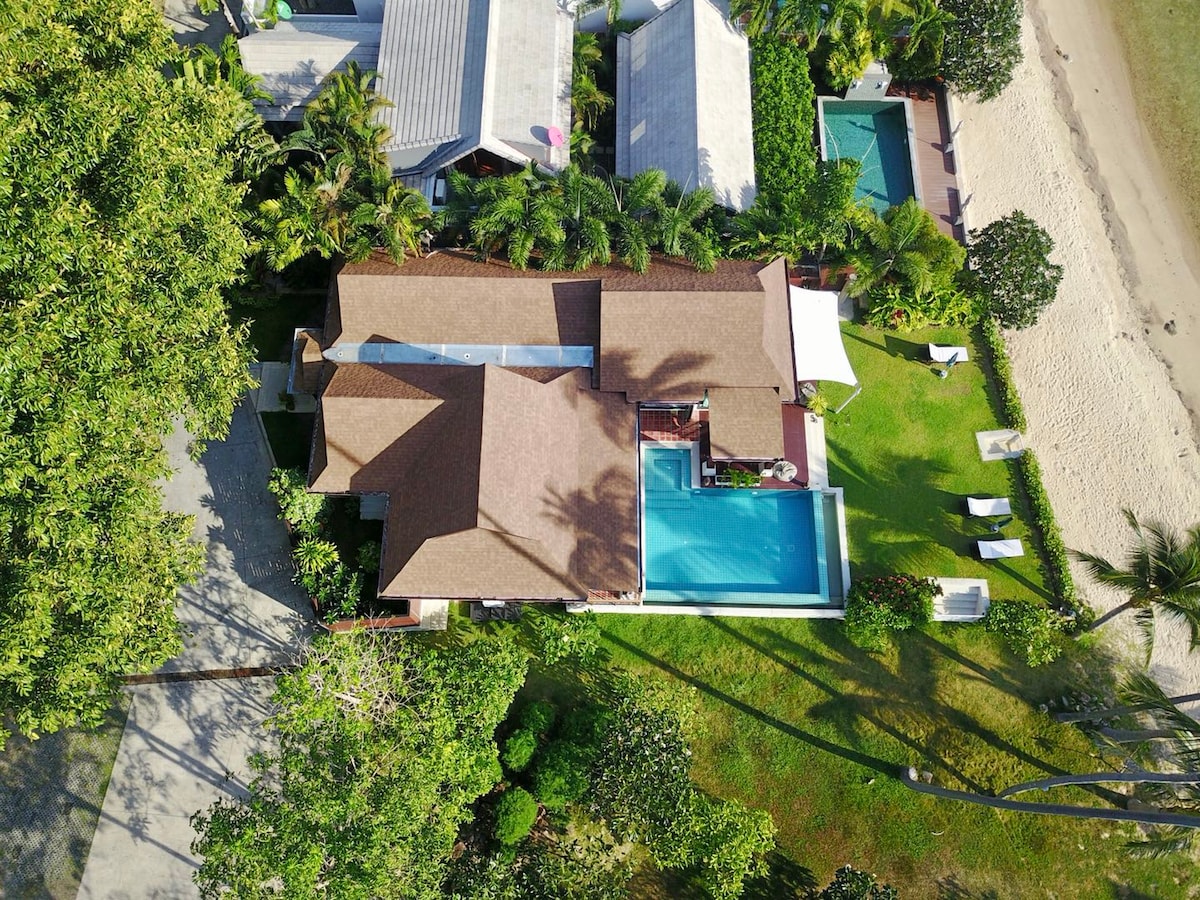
[939,0,1023,102]
[0,0,264,744]
[966,210,1063,329]
[1072,509,1200,661]
[845,197,966,299]
[192,631,529,898]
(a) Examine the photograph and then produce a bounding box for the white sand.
[954,0,1200,709]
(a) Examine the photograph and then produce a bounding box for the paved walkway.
[81,399,311,897]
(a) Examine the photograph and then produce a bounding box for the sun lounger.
[967,496,1012,517]
[978,539,1024,560]
[929,343,969,363]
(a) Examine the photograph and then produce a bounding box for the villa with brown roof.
[300,250,854,628]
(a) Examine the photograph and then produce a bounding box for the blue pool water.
[820,100,916,213]
[642,447,835,605]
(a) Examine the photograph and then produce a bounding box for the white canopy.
[788,287,858,387]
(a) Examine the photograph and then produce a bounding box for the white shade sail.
[789,286,858,387]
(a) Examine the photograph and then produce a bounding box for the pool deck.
[892,84,964,242]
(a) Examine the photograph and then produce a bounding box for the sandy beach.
[954,0,1200,706]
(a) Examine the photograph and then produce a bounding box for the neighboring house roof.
[376,0,572,177]
[238,21,383,122]
[615,0,756,211]
[706,387,785,460]
[598,257,795,402]
[311,363,638,601]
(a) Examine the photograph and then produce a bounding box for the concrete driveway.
[159,399,312,673]
[77,678,276,900]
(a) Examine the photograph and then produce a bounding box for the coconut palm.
[346,171,432,264]
[729,0,776,38]
[1072,510,1200,661]
[899,0,954,62]
[844,197,965,298]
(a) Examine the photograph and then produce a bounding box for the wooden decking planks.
[907,89,964,242]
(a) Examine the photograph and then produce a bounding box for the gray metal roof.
[239,20,383,123]
[616,0,756,211]
[375,0,571,176]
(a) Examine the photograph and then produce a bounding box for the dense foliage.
[977,315,1028,431]
[982,598,1067,666]
[191,631,529,897]
[0,0,264,745]
[439,165,717,273]
[846,198,966,301]
[967,211,1064,329]
[493,787,539,845]
[1019,451,1081,620]
[844,575,939,650]
[748,36,817,203]
[939,0,1023,102]
[815,864,899,899]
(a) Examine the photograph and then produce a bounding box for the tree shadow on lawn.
[692,619,1125,807]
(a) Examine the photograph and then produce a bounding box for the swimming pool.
[641,446,839,606]
[818,98,921,213]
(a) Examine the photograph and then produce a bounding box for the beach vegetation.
[967,210,1064,329]
[982,598,1068,666]
[0,0,264,747]
[191,630,528,897]
[844,574,939,651]
[886,0,956,81]
[1072,509,1200,661]
[845,198,967,301]
[938,0,1023,102]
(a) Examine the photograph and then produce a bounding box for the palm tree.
[544,166,613,271]
[899,0,954,62]
[729,0,776,39]
[346,171,432,264]
[1072,510,1200,660]
[286,62,393,172]
[573,0,623,26]
[844,197,965,298]
[607,168,668,274]
[651,182,717,273]
[468,164,566,269]
[258,167,348,269]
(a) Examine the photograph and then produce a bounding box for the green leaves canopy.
[191,631,529,898]
[939,0,1023,102]
[967,209,1063,329]
[0,0,261,744]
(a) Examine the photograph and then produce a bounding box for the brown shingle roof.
[706,387,785,460]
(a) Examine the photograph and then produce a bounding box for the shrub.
[863,282,980,332]
[983,598,1068,667]
[1017,450,1081,620]
[749,36,816,203]
[940,0,1023,103]
[501,727,539,774]
[531,611,602,666]
[728,469,762,488]
[267,467,328,536]
[356,540,381,573]
[493,787,539,845]
[977,315,1027,431]
[518,700,557,735]
[967,211,1064,329]
[532,739,592,811]
[844,575,939,651]
[299,562,363,623]
[293,538,339,576]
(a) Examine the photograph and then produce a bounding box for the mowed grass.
[1105,0,1200,245]
[600,617,1189,897]
[826,323,1047,603]
[598,322,1190,895]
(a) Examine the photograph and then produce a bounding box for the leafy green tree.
[191,631,528,898]
[494,787,540,845]
[1072,509,1200,661]
[887,0,955,81]
[0,0,263,746]
[966,210,1063,329]
[815,865,899,899]
[532,739,593,810]
[502,728,540,773]
[267,467,329,535]
[982,598,1068,667]
[846,198,966,300]
[939,0,1022,102]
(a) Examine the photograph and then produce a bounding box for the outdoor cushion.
[929,343,969,363]
[967,496,1012,517]
[978,539,1024,559]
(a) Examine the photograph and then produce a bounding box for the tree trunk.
[1055,692,1200,724]
[1083,598,1140,634]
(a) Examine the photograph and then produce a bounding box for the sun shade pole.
[833,382,861,414]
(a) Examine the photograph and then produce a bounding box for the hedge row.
[978,315,1026,432]
[977,317,1080,618]
[749,36,816,202]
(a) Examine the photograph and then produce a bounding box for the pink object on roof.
[547,126,565,147]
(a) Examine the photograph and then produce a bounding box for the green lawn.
[826,323,1048,603]
[593,322,1189,896]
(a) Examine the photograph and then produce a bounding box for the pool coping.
[816,95,925,209]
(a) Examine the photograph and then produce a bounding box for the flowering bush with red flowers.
[844,575,940,651]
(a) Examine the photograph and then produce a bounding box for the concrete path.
[159,399,312,673]
[81,398,311,897]
[78,678,276,900]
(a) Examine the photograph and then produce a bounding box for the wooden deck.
[895,85,964,242]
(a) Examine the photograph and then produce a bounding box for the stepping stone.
[976,429,1024,461]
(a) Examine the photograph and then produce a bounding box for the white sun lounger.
[929,343,969,363]
[978,539,1024,559]
[967,496,1012,517]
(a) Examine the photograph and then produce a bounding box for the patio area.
[889,83,964,242]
